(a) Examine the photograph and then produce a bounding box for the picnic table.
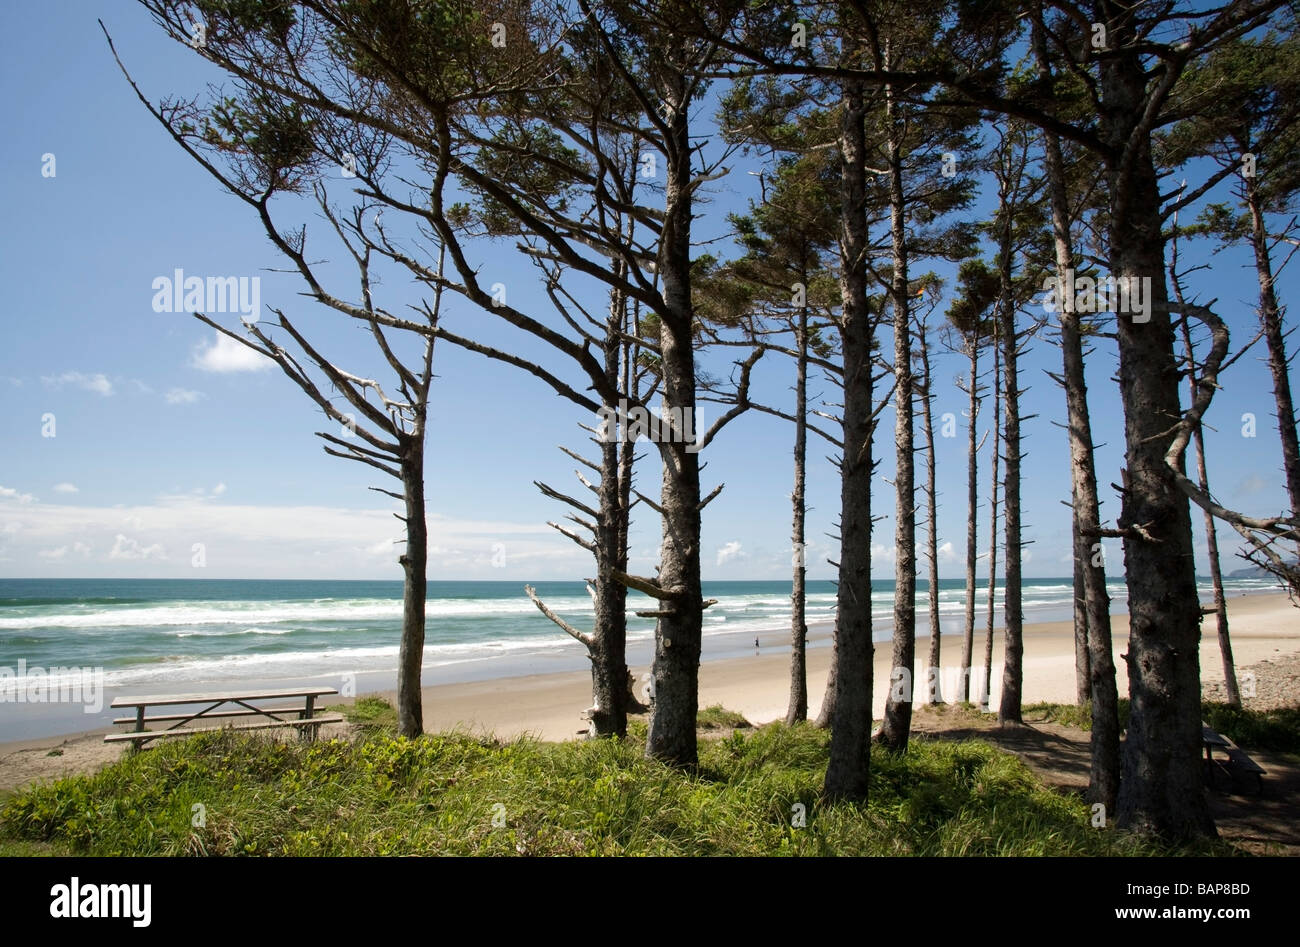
[1202,724,1230,761]
[106,687,343,749]
[1202,722,1266,794]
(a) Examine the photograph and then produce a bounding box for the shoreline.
[1,590,1296,791]
[396,588,1299,741]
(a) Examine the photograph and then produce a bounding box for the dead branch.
[525,584,593,648]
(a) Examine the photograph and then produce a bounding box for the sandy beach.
[408,589,1299,741]
[2,589,1296,792]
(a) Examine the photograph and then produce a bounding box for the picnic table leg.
[300,694,317,743]
[127,705,146,755]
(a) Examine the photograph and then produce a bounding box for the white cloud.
[938,541,955,563]
[40,541,91,560]
[191,332,271,373]
[717,540,745,566]
[6,377,22,387]
[131,379,155,395]
[1237,473,1271,496]
[365,538,399,557]
[0,498,562,579]
[52,482,79,494]
[0,486,35,504]
[109,534,167,561]
[42,542,91,560]
[165,387,204,405]
[40,371,114,396]
[156,482,230,504]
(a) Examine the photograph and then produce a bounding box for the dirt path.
[910,703,1300,855]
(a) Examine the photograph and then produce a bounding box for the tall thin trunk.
[1192,417,1239,707]
[823,77,875,799]
[645,83,704,768]
[878,68,916,753]
[1072,521,1091,705]
[997,204,1024,727]
[589,277,632,738]
[961,344,979,702]
[787,304,810,724]
[1034,21,1120,810]
[591,436,629,737]
[618,299,640,712]
[982,325,1001,712]
[1102,44,1214,839]
[397,441,427,738]
[1245,178,1300,533]
[1172,251,1240,710]
[814,628,838,728]
[919,327,942,703]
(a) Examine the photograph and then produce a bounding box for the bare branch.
[524,584,593,648]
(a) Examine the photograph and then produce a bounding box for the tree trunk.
[1040,119,1119,813]
[982,325,1001,712]
[814,633,838,728]
[961,344,979,702]
[589,281,632,738]
[1246,179,1300,533]
[997,217,1024,728]
[787,304,810,724]
[919,328,942,703]
[1173,259,1240,710]
[619,300,642,715]
[823,77,875,799]
[397,441,427,738]
[1193,420,1239,708]
[1072,521,1092,706]
[1102,47,1215,839]
[645,83,704,768]
[591,488,629,737]
[878,72,916,753]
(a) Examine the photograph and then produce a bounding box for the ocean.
[0,575,1280,741]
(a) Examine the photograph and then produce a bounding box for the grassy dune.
[0,699,1231,857]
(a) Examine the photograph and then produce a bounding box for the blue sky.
[1,1,1296,583]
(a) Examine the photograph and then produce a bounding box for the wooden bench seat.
[104,714,345,746]
[111,705,312,726]
[1220,747,1266,794]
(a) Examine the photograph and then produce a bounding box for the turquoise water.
[0,575,1279,692]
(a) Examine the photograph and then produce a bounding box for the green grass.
[0,702,1228,857]
[0,838,72,857]
[328,695,399,730]
[1202,703,1300,754]
[1024,699,1300,755]
[927,701,998,722]
[696,704,752,730]
[1023,700,1132,731]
